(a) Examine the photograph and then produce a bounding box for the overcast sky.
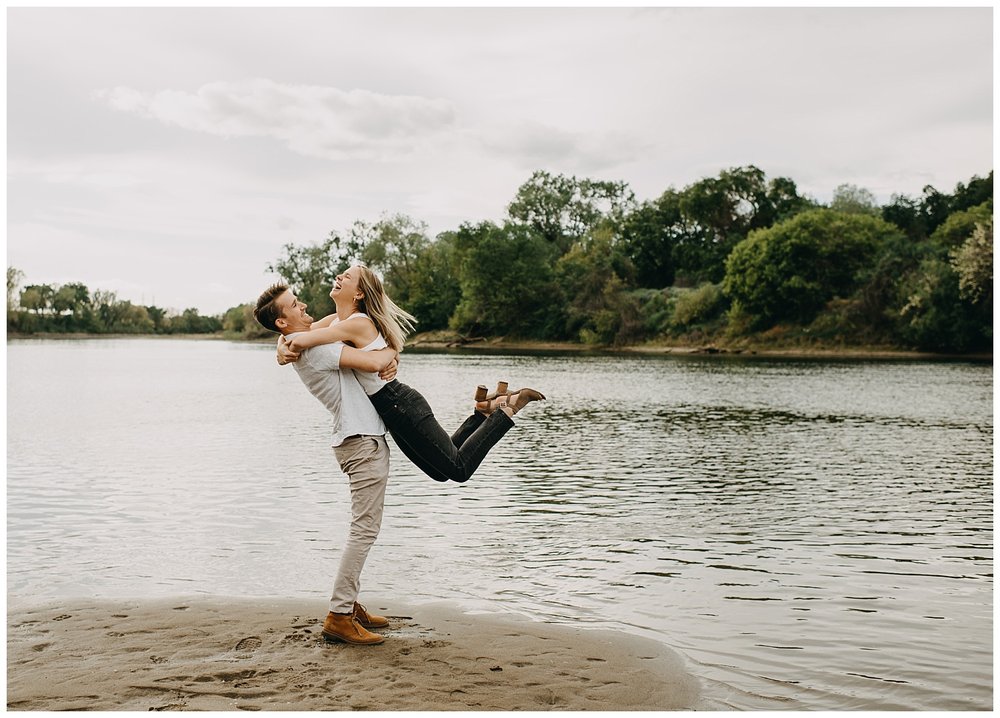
[7,6,993,315]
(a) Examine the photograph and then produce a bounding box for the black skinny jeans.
[369,380,514,483]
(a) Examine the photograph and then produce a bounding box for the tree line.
[9,166,992,352]
[6,270,222,335]
[232,166,992,352]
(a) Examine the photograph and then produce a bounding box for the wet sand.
[7,597,700,711]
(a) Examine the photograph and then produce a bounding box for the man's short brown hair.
[253,283,289,333]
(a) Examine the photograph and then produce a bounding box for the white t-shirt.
[288,333,386,447]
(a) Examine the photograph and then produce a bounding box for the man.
[254,282,398,646]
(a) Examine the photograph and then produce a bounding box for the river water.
[6,338,992,710]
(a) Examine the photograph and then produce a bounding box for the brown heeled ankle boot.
[322,611,385,645]
[474,381,509,403]
[493,388,546,417]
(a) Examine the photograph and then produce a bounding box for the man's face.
[275,290,313,333]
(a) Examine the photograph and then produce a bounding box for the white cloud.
[478,121,649,173]
[7,7,992,315]
[94,78,457,161]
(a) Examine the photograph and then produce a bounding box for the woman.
[278,265,544,483]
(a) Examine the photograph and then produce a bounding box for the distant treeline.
[9,166,993,352]
[6,274,222,335]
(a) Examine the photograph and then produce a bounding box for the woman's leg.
[370,381,514,483]
[449,412,486,448]
[386,425,450,482]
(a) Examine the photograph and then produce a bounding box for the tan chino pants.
[329,434,390,613]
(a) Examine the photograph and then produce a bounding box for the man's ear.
[275,316,288,330]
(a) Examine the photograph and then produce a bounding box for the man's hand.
[277,335,299,365]
[378,357,398,382]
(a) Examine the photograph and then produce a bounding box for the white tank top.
[337,313,389,396]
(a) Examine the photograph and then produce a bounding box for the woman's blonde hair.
[355,265,416,352]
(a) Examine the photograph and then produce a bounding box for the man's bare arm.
[379,357,398,382]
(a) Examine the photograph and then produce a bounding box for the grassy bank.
[403,329,993,361]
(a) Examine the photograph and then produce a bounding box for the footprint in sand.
[234,636,262,653]
[52,615,72,622]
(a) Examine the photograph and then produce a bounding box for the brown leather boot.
[486,388,545,417]
[322,612,384,645]
[353,602,389,629]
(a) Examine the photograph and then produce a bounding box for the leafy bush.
[949,221,993,306]
[897,258,990,352]
[930,201,993,249]
[723,209,903,328]
[672,283,725,328]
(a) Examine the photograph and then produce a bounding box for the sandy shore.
[7,597,701,711]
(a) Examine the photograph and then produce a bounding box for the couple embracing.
[253,265,544,645]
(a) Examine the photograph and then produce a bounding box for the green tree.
[830,184,880,216]
[120,304,155,333]
[507,170,635,252]
[351,214,430,300]
[21,285,51,312]
[450,221,562,338]
[51,282,91,330]
[919,185,953,235]
[882,194,926,240]
[145,305,169,333]
[950,221,993,306]
[223,304,247,334]
[7,267,24,309]
[897,257,989,352]
[90,289,120,331]
[950,171,993,213]
[20,284,54,319]
[930,201,993,249]
[620,191,683,288]
[169,308,222,334]
[673,166,812,283]
[221,304,272,338]
[398,232,462,331]
[52,282,90,314]
[556,227,639,344]
[268,233,363,319]
[882,172,992,242]
[723,209,903,328]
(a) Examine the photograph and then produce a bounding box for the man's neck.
[280,323,311,336]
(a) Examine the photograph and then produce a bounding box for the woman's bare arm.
[340,346,398,373]
[287,316,378,352]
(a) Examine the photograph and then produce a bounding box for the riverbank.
[404,330,993,361]
[7,330,991,361]
[7,597,701,711]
